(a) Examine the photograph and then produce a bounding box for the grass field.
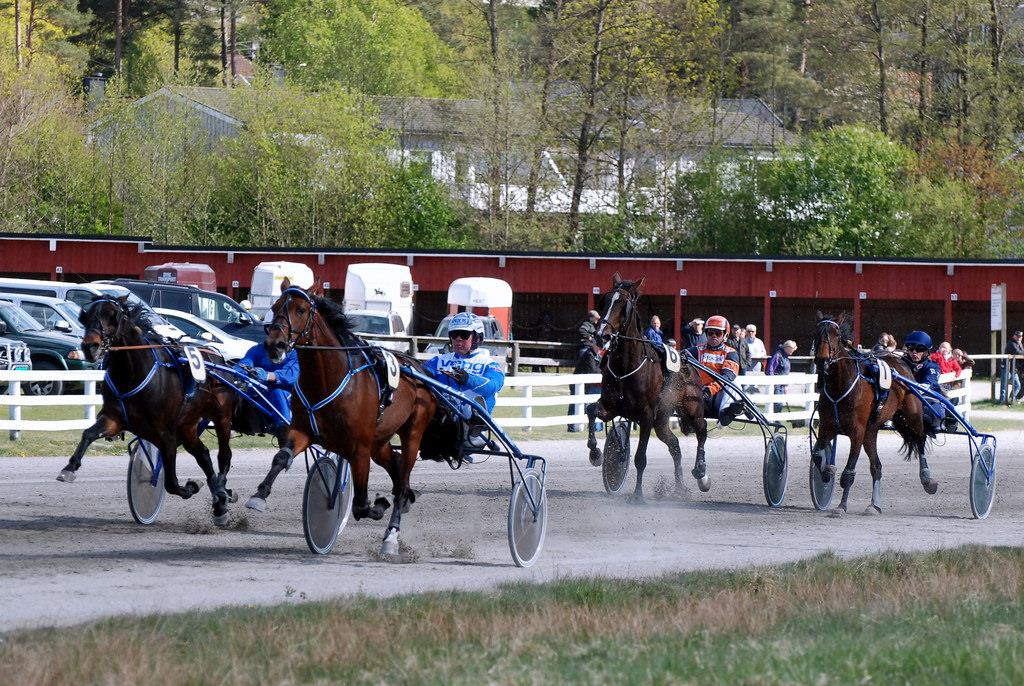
[1,546,1022,684]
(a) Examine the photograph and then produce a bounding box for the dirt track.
[1,428,1021,631]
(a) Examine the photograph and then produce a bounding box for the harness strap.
[821,359,862,427]
[294,361,373,436]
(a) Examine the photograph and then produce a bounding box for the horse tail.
[890,408,927,462]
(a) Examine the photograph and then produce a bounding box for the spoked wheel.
[809,437,838,511]
[762,430,789,507]
[602,420,631,495]
[508,467,547,568]
[127,439,165,525]
[969,443,996,520]
[302,453,353,555]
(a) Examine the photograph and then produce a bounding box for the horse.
[585,273,709,502]
[245,281,438,556]
[811,313,938,515]
[61,296,238,524]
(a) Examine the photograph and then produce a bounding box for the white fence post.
[85,379,97,423]
[522,384,532,433]
[8,377,20,441]
[572,381,583,432]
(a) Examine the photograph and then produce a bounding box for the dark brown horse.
[61,296,237,523]
[811,313,937,514]
[585,274,708,502]
[245,282,437,556]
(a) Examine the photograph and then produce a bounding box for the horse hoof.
[213,512,229,527]
[824,465,836,480]
[626,493,646,505]
[226,489,239,504]
[245,496,267,512]
[697,475,710,492]
[380,530,400,557]
[829,507,845,518]
[56,469,76,483]
[922,479,938,495]
[187,479,204,493]
[589,449,603,467]
[863,505,882,515]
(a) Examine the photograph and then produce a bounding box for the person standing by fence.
[568,310,602,431]
[1002,330,1024,403]
[766,340,797,413]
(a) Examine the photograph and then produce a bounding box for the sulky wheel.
[508,467,547,568]
[127,438,165,525]
[602,420,631,495]
[969,443,996,520]
[809,437,838,511]
[302,453,353,555]
[762,430,789,508]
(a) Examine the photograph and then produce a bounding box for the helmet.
[448,312,485,346]
[705,314,729,332]
[905,330,932,350]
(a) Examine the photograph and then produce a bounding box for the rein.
[599,287,657,381]
[815,319,866,426]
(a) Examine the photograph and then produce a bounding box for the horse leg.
[350,449,388,521]
[834,431,864,516]
[246,429,310,512]
[810,421,838,482]
[653,418,685,496]
[862,428,883,514]
[692,416,709,493]
[629,421,653,504]
[159,437,203,500]
[910,413,939,495]
[379,420,425,556]
[212,411,237,503]
[181,431,228,526]
[586,401,607,466]
[58,413,122,482]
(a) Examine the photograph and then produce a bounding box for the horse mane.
[312,295,359,344]
[816,312,855,347]
[81,295,158,339]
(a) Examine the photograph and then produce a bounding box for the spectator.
[644,315,665,346]
[1002,330,1024,403]
[569,309,602,431]
[952,348,974,370]
[872,333,897,354]
[931,340,963,405]
[744,324,767,373]
[728,324,751,375]
[766,340,797,413]
[681,318,706,349]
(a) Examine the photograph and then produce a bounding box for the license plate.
[13,365,30,370]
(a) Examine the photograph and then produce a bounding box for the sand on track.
[0,428,1020,631]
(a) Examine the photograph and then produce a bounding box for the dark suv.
[105,279,264,343]
[0,300,91,395]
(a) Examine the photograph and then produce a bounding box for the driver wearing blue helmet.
[424,312,505,413]
[904,330,957,434]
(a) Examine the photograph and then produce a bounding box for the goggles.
[907,345,929,353]
[449,330,473,340]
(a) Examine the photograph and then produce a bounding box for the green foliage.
[259,0,461,97]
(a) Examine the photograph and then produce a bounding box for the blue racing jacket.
[424,347,505,412]
[907,357,943,394]
[235,343,299,390]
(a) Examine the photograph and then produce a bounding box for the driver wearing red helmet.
[686,314,745,426]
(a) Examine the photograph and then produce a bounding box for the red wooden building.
[2,232,1022,354]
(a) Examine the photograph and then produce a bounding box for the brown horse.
[245,282,437,556]
[585,274,708,502]
[811,313,937,514]
[61,296,237,523]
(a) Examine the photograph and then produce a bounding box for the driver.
[424,312,504,413]
[903,330,957,434]
[685,314,745,426]
[234,315,299,429]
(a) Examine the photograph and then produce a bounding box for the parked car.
[0,277,107,308]
[0,300,92,396]
[346,309,409,352]
[425,314,511,365]
[100,279,264,342]
[0,323,32,372]
[87,283,189,341]
[0,294,84,336]
[155,308,253,361]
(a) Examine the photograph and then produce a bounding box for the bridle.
[596,285,653,380]
[815,318,865,424]
[815,319,844,373]
[267,287,318,353]
[82,297,131,360]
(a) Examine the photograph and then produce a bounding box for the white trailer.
[249,261,315,317]
[342,263,414,333]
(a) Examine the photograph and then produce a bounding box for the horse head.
[265,277,318,363]
[80,296,133,363]
[813,311,853,366]
[595,272,646,341]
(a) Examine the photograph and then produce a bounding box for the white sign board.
[991,284,1005,331]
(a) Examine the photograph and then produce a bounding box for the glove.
[701,386,712,403]
[446,367,469,385]
[250,367,269,382]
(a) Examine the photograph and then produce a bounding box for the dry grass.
[2,546,1023,684]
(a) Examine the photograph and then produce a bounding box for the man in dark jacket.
[766,340,797,413]
[729,324,752,376]
[569,310,602,431]
[1003,330,1024,403]
[680,318,706,349]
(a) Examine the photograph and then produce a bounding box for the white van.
[342,263,414,333]
[249,261,315,318]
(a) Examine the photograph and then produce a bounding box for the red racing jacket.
[685,343,740,395]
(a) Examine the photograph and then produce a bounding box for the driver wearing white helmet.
[424,312,505,413]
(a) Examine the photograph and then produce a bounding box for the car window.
[57,301,82,321]
[435,318,451,338]
[348,314,389,334]
[21,303,62,329]
[160,290,191,312]
[195,293,246,324]
[0,305,44,331]
[65,289,96,307]
[392,315,405,334]
[164,315,204,338]
[0,286,58,297]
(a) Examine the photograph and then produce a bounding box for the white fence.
[3,368,973,438]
